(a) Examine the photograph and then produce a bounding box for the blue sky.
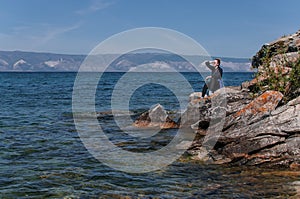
[0,0,299,58]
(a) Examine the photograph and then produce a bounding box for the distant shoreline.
[0,71,255,73]
[0,50,252,72]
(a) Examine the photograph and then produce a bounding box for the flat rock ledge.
[133,87,300,169]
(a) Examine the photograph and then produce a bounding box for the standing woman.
[201,58,223,97]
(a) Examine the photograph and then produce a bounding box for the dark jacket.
[205,61,223,92]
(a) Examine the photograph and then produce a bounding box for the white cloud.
[35,23,82,45]
[76,0,114,15]
[0,22,82,52]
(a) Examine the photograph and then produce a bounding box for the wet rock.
[133,104,179,129]
[222,135,285,159]
[247,137,300,166]
[291,181,300,199]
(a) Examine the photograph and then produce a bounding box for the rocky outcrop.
[133,86,299,168]
[132,30,300,168]
[243,29,300,92]
[185,88,300,168]
[252,30,300,68]
[133,104,179,129]
[186,30,300,168]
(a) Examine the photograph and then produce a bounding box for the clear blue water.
[0,72,297,198]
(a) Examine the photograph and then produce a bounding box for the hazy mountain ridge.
[0,50,252,72]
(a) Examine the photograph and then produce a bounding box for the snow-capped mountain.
[0,50,253,72]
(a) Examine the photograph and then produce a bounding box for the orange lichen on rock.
[234,91,283,117]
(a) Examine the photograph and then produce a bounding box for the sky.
[0,0,299,58]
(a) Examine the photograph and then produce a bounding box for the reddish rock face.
[222,90,283,132]
[234,90,283,117]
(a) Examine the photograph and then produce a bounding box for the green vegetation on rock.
[251,30,300,103]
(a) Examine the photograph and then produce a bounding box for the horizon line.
[0,49,251,59]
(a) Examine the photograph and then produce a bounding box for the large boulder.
[133,104,179,129]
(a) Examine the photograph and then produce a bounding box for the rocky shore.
[186,88,299,168]
[133,87,299,168]
[133,30,300,169]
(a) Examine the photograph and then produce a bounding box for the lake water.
[0,72,298,198]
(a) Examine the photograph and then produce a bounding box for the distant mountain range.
[0,50,253,72]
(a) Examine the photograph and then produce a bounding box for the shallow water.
[0,72,298,198]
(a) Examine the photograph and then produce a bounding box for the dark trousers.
[201,83,209,97]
